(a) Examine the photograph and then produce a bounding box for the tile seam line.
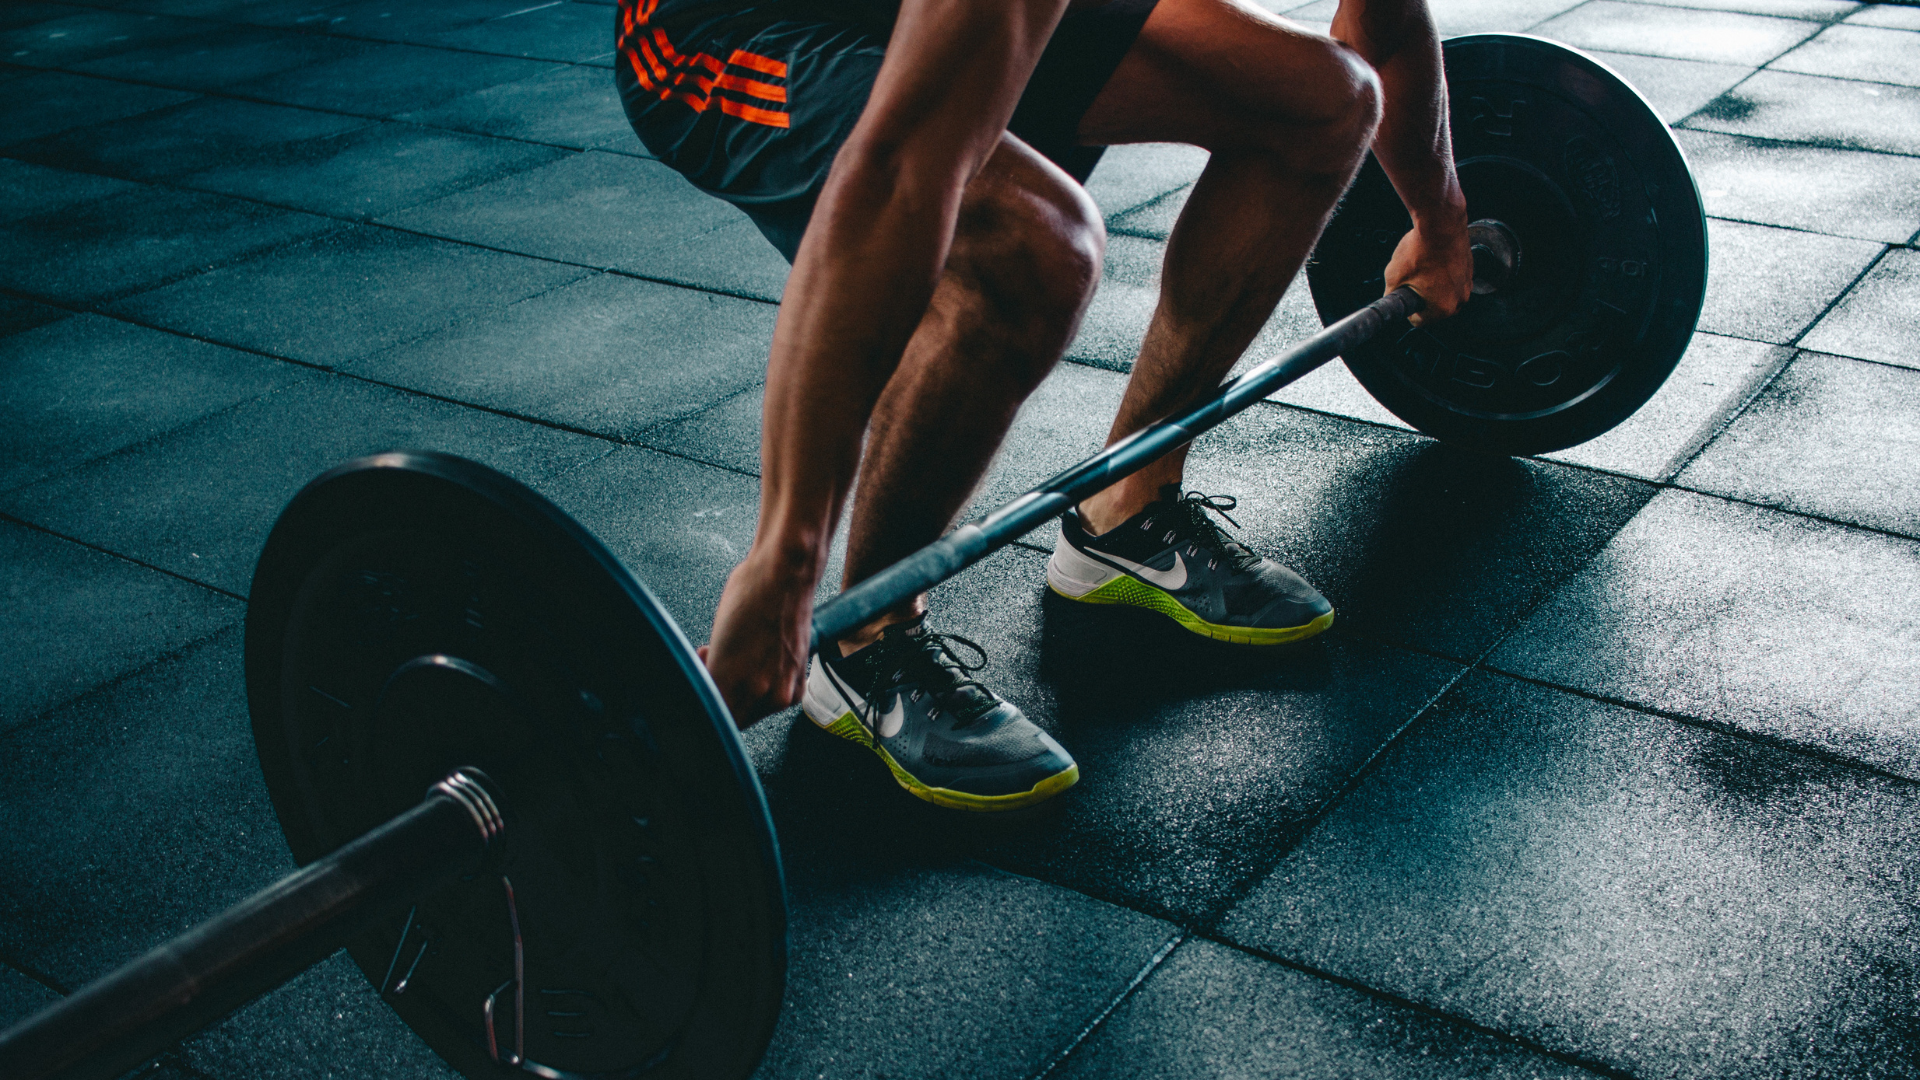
[0,614,240,747]
[29,4,625,68]
[1703,212,1916,244]
[1025,931,1187,1080]
[0,949,71,997]
[0,294,777,473]
[1661,242,1896,479]
[16,61,651,157]
[1192,477,1664,931]
[1474,663,1920,785]
[0,150,781,310]
[1673,121,1920,160]
[1784,241,1895,349]
[1195,933,1639,1080]
[0,509,246,602]
[1192,656,1483,936]
[1589,0,1836,25]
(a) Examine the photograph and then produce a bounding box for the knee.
[1324,41,1383,150]
[1222,37,1381,172]
[952,175,1106,353]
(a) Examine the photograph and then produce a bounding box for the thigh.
[1078,0,1369,149]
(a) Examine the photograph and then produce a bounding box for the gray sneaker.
[1047,486,1334,645]
[800,619,1079,811]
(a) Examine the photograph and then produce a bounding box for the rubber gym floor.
[3,0,1919,1076]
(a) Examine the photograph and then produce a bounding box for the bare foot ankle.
[836,601,927,656]
[1079,480,1172,536]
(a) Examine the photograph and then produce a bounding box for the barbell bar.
[0,32,1705,1080]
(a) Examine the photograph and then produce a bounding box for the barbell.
[0,33,1704,1080]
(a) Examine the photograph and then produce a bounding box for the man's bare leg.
[834,136,1104,653]
[1072,0,1386,533]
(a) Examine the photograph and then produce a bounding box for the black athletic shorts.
[614,0,1159,261]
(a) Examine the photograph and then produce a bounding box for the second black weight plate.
[244,452,784,1080]
[1308,34,1707,455]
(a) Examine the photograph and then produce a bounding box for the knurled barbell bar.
[0,33,1704,1080]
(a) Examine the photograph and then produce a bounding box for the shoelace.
[1142,490,1262,573]
[855,626,993,737]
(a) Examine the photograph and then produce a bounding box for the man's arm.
[1329,0,1471,323]
[702,0,1071,723]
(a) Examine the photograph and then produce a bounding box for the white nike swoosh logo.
[823,663,907,739]
[876,696,906,739]
[1096,549,1187,591]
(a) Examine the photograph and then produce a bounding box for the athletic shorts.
[614,0,1159,261]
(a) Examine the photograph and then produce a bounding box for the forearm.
[1331,0,1463,230]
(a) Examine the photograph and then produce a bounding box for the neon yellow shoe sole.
[1050,574,1334,646]
[818,713,1080,812]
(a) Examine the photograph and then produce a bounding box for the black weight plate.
[244,452,784,1080]
[1308,34,1708,455]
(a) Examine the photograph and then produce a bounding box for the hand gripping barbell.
[0,34,1704,1080]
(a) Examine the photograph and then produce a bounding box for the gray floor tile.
[1636,0,1856,17]
[0,9,213,68]
[0,627,273,980]
[1082,142,1208,221]
[288,0,533,42]
[1585,49,1755,123]
[0,314,309,494]
[1696,217,1883,344]
[0,159,142,224]
[752,862,1173,1080]
[183,953,459,1080]
[0,522,241,732]
[0,966,60,1031]
[395,62,639,150]
[427,0,612,62]
[1772,22,1920,86]
[0,185,339,305]
[177,119,567,220]
[633,383,764,474]
[1799,247,1920,367]
[1532,1,1823,65]
[1677,129,1920,242]
[0,376,612,595]
[111,0,335,20]
[1848,2,1920,30]
[6,95,371,183]
[351,271,776,438]
[0,295,70,340]
[1424,0,1586,33]
[1686,69,1920,154]
[226,40,556,117]
[1545,332,1791,481]
[1220,671,1920,1080]
[635,217,791,301]
[1054,939,1590,1080]
[541,445,760,644]
[66,22,371,91]
[378,150,741,270]
[0,70,196,145]
[1487,489,1920,777]
[1679,351,1920,537]
[109,226,591,367]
